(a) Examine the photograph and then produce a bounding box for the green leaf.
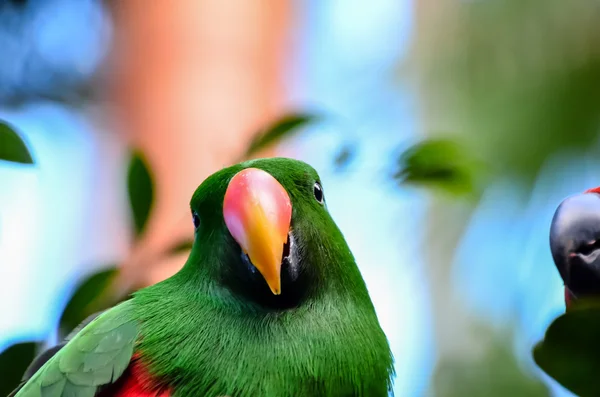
[245,113,318,157]
[0,341,38,396]
[533,306,600,396]
[59,267,119,337]
[166,239,194,255]
[0,121,34,164]
[127,150,154,237]
[393,138,481,196]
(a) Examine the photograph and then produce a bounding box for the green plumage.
[14,158,394,397]
[15,301,138,396]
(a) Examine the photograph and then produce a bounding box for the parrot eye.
[313,182,324,204]
[192,211,201,229]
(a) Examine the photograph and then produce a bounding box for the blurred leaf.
[166,239,194,255]
[128,150,154,237]
[245,113,318,157]
[0,341,37,396]
[393,138,481,196]
[333,144,356,172]
[0,121,33,164]
[59,267,118,336]
[533,306,600,396]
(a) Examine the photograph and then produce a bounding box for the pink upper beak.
[222,168,292,295]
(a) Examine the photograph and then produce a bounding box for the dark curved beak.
[550,192,600,301]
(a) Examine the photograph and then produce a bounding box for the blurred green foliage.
[55,149,158,342]
[0,342,39,397]
[393,138,483,198]
[127,151,154,237]
[244,113,318,158]
[0,121,33,164]
[58,267,118,337]
[0,142,164,390]
[0,121,37,394]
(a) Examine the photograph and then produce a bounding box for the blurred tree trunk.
[107,0,291,286]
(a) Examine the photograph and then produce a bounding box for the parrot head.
[187,157,351,310]
[550,187,600,308]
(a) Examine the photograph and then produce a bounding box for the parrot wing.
[9,310,107,395]
[12,300,139,397]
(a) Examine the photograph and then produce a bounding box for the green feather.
[15,301,138,397]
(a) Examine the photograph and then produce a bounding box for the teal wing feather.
[14,300,139,397]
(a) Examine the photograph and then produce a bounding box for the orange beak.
[223,168,292,295]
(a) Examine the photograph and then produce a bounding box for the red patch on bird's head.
[585,187,600,194]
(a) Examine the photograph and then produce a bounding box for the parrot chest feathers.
[133,292,394,397]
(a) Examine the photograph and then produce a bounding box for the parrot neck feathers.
[130,273,394,396]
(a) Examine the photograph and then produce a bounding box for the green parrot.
[11,158,394,397]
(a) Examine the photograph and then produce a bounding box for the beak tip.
[269,282,282,295]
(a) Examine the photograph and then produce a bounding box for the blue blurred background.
[2,0,598,395]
